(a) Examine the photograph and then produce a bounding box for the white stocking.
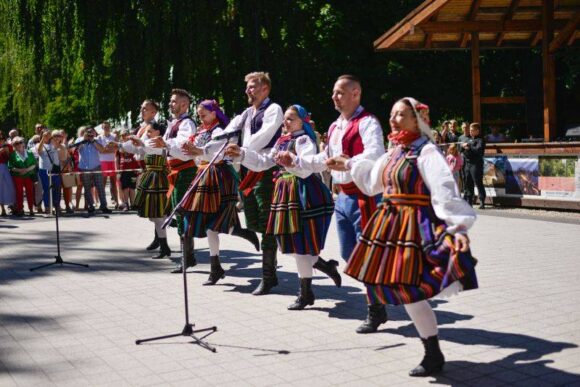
[207,230,220,256]
[404,300,438,339]
[150,218,167,238]
[293,254,319,278]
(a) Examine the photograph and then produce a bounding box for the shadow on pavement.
[384,324,580,385]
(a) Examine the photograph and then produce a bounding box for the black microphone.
[212,129,241,141]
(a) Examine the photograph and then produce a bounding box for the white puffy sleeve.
[241,146,276,172]
[417,143,476,234]
[350,150,392,196]
[284,135,317,179]
[120,140,145,156]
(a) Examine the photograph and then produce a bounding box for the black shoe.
[87,207,96,215]
[409,336,445,377]
[153,238,171,259]
[287,278,315,310]
[231,226,260,251]
[101,207,112,214]
[203,256,225,285]
[146,231,160,251]
[252,249,278,295]
[479,203,485,209]
[313,257,342,287]
[356,304,388,334]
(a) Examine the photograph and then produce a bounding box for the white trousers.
[292,254,319,278]
[404,300,438,339]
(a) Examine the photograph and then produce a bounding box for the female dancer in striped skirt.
[226,105,335,310]
[179,100,259,285]
[117,122,172,259]
[329,98,478,377]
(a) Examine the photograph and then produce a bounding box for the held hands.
[151,137,166,148]
[275,151,294,168]
[224,144,242,158]
[326,154,351,171]
[181,141,203,156]
[454,233,470,252]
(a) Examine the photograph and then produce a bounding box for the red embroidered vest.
[328,110,372,158]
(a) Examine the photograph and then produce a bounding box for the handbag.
[61,172,77,188]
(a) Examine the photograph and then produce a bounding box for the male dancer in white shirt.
[152,89,197,273]
[279,75,387,333]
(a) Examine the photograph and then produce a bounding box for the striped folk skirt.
[182,162,241,238]
[266,173,334,255]
[134,155,169,219]
[344,194,478,306]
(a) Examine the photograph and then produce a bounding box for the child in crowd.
[446,143,463,186]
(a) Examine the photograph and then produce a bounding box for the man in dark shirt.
[461,123,486,209]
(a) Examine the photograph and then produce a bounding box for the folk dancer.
[281,75,386,332]
[115,122,171,258]
[151,89,197,273]
[221,72,283,295]
[226,105,336,309]
[338,98,478,377]
[179,99,260,285]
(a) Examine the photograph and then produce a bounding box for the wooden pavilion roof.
[375,0,580,51]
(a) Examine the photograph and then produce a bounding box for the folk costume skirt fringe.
[182,162,241,238]
[134,155,169,218]
[344,194,478,306]
[266,173,334,255]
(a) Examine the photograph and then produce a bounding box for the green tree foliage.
[0,0,578,138]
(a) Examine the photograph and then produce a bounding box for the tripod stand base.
[30,255,90,272]
[136,324,218,353]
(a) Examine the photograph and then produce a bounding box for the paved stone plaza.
[1,209,580,386]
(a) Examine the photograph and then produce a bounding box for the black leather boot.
[252,249,278,295]
[287,278,315,310]
[409,335,445,377]
[152,238,171,259]
[146,230,160,251]
[203,255,225,285]
[356,304,388,334]
[231,226,260,251]
[313,257,342,287]
[171,237,197,273]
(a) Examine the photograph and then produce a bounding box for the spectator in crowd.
[8,129,19,144]
[431,129,443,144]
[446,143,463,189]
[8,136,36,216]
[73,126,85,211]
[117,129,139,211]
[461,123,486,209]
[0,132,16,216]
[28,123,46,149]
[461,121,469,136]
[442,119,459,143]
[97,121,119,208]
[58,130,75,214]
[485,125,507,143]
[75,126,111,214]
[37,129,66,213]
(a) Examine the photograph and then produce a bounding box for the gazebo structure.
[374,0,579,142]
[375,0,580,210]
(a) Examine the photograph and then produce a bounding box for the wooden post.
[471,32,481,124]
[542,0,556,142]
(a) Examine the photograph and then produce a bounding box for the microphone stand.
[30,172,89,271]
[136,139,234,352]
